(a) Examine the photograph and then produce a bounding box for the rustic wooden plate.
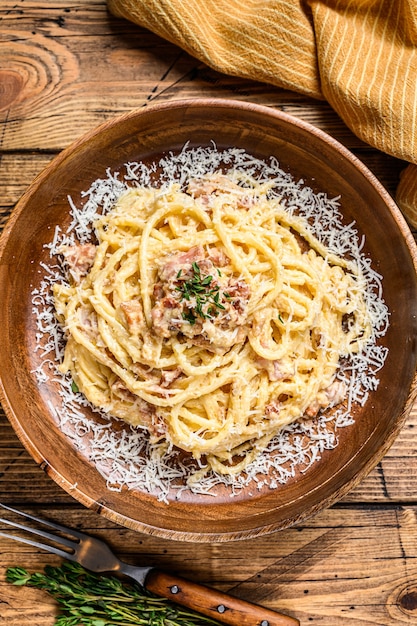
[1,99,417,542]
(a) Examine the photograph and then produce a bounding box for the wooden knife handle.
[144,568,299,626]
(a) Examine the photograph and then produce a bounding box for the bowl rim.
[1,97,417,542]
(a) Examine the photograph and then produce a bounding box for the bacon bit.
[119,300,145,334]
[159,246,205,282]
[265,399,281,419]
[151,296,184,339]
[208,247,230,267]
[224,280,250,316]
[59,244,96,282]
[187,174,255,209]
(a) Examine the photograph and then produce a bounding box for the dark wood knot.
[398,588,417,612]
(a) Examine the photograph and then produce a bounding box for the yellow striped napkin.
[108,0,417,227]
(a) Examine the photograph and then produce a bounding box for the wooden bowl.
[1,99,417,542]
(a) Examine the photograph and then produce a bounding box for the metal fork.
[0,502,299,626]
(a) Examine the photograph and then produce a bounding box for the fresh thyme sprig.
[176,262,227,325]
[6,562,223,626]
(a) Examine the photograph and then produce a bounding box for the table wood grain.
[1,2,417,625]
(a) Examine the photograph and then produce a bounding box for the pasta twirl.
[54,172,373,476]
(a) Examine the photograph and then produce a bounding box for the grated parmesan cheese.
[31,145,390,503]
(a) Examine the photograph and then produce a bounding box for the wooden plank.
[0,1,400,152]
[1,504,417,625]
[343,404,417,503]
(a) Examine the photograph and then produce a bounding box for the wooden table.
[1,3,417,625]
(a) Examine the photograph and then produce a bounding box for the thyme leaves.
[6,562,223,626]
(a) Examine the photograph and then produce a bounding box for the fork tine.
[0,502,81,552]
[0,514,76,551]
[0,502,84,537]
[0,529,76,561]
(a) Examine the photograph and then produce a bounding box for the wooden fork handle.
[144,568,299,626]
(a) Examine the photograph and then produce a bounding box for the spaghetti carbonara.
[53,172,372,476]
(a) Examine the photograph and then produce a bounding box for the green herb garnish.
[6,562,223,626]
[176,262,226,324]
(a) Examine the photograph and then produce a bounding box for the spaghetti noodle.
[53,171,373,476]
